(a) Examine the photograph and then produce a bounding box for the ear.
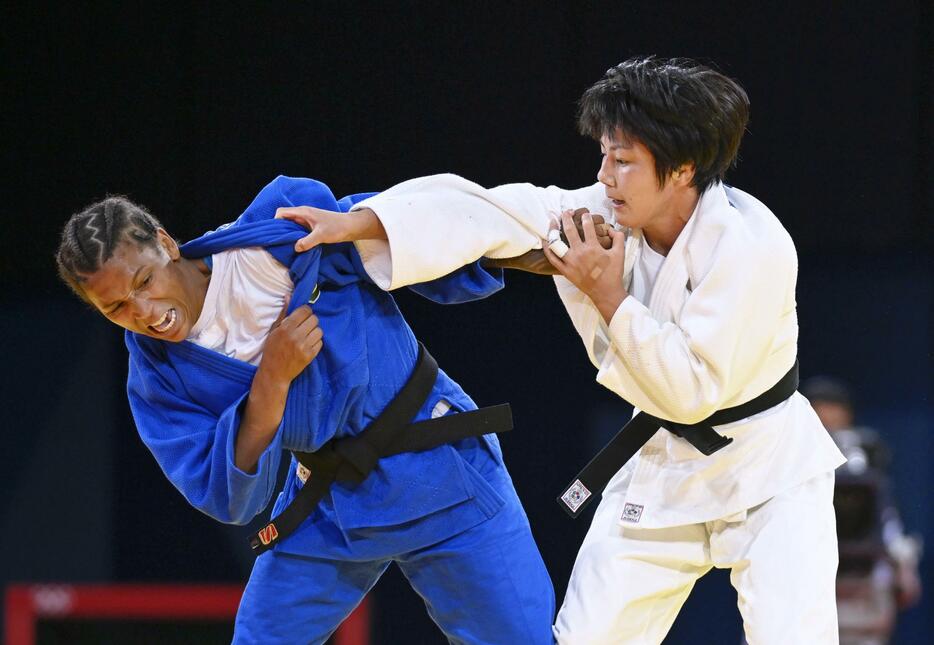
[672,163,696,188]
[156,228,181,260]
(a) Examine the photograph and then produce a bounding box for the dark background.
[2,2,931,643]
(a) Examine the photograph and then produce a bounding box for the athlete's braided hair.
[56,196,163,303]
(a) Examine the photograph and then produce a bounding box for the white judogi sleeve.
[352,173,609,290]
[353,174,844,528]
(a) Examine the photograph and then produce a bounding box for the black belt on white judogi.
[557,361,800,518]
[249,343,513,555]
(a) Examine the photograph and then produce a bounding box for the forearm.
[344,207,387,241]
[481,250,558,275]
[236,367,291,473]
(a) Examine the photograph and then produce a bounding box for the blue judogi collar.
[179,178,373,315]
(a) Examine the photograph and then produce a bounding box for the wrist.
[348,208,387,242]
[590,287,629,325]
[251,363,292,403]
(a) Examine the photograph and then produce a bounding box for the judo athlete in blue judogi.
[55,175,554,644]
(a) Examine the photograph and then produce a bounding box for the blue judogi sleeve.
[126,334,283,525]
[405,265,504,304]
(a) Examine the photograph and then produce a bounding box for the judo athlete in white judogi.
[280,57,847,644]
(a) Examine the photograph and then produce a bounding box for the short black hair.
[56,196,163,303]
[578,56,750,192]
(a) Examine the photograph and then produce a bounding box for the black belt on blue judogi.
[557,361,800,518]
[249,343,513,555]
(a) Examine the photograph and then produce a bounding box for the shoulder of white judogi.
[681,183,797,291]
[352,173,609,289]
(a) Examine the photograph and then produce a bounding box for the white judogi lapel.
[639,182,730,324]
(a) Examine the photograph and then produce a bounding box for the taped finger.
[548,238,570,258]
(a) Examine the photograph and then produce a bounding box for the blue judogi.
[124,176,554,644]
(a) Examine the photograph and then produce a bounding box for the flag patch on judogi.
[621,503,644,523]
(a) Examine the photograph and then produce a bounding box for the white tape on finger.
[548,239,569,259]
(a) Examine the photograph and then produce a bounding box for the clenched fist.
[558,208,612,250]
[260,304,324,383]
[483,207,612,275]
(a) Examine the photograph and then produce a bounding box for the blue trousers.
[233,491,555,644]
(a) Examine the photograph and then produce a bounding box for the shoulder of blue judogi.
[237,175,343,223]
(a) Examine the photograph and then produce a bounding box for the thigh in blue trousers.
[397,493,555,645]
[233,493,554,645]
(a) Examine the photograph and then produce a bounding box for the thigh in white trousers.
[553,471,839,645]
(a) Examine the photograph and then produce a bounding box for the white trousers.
[553,471,839,645]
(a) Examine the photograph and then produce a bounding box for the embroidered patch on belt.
[257,522,279,546]
[621,503,644,523]
[296,462,311,483]
[560,480,591,513]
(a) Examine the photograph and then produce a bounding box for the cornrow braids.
[56,196,164,302]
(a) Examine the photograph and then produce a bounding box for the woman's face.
[81,230,207,342]
[596,132,682,231]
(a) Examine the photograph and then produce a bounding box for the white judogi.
[353,174,845,644]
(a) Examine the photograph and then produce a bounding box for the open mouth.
[610,198,626,208]
[149,308,178,334]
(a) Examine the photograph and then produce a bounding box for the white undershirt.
[187,247,292,366]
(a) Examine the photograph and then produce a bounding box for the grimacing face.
[81,230,208,342]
